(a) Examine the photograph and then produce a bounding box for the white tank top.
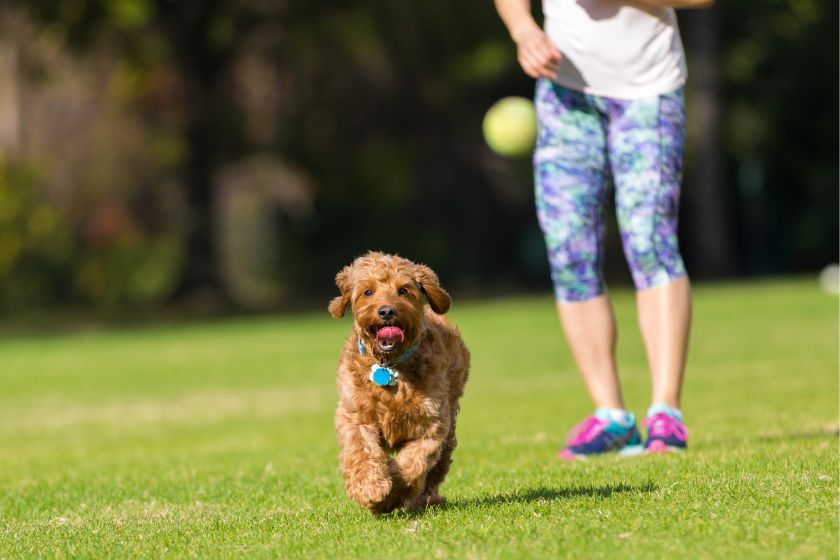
[542,0,687,99]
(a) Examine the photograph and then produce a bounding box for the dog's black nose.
[378,306,397,320]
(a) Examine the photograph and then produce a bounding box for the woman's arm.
[494,0,562,79]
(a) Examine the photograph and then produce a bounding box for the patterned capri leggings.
[533,78,688,302]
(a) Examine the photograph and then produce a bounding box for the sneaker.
[558,414,643,461]
[643,412,688,453]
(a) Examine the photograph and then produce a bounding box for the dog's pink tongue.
[376,326,405,343]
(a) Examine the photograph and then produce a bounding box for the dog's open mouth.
[375,325,405,353]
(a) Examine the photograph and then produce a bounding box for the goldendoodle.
[329,252,470,514]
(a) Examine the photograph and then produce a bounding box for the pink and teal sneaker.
[558,410,643,461]
[643,412,688,453]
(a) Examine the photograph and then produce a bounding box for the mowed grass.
[0,278,837,559]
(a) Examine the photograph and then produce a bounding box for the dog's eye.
[397,287,409,296]
[363,289,374,297]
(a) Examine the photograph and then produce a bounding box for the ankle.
[647,403,683,422]
[595,407,636,428]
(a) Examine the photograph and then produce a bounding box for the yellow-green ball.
[482,96,537,157]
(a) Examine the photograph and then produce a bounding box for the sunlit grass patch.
[0,278,836,558]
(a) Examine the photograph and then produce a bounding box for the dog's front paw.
[367,459,424,514]
[390,458,426,499]
[346,471,392,511]
[357,478,393,511]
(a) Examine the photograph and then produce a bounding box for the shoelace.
[644,413,688,441]
[566,416,608,446]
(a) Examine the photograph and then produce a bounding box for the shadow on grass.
[412,480,658,514]
[448,480,657,510]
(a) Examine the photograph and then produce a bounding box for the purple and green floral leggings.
[533,78,687,302]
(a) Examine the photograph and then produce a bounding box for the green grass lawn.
[1,278,837,559]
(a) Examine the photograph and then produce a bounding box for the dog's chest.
[374,385,438,448]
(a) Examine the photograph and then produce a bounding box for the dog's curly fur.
[329,252,470,514]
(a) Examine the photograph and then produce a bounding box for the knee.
[622,229,686,290]
[546,245,605,302]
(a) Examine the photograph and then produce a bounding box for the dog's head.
[328,252,451,357]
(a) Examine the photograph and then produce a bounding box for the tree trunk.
[684,6,736,278]
[0,11,21,156]
[157,0,228,302]
[175,104,223,301]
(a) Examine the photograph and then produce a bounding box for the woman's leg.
[556,295,624,409]
[636,277,691,408]
[606,89,692,415]
[534,80,637,456]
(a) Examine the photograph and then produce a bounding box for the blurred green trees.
[0,0,836,310]
[720,0,838,273]
[0,158,69,307]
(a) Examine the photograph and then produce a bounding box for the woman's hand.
[494,0,562,79]
[513,21,562,79]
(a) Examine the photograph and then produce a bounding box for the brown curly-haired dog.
[329,252,470,514]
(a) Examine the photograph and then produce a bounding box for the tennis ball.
[482,96,537,157]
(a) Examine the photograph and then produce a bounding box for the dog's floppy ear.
[414,264,451,314]
[328,265,353,318]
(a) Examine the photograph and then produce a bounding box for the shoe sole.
[645,440,686,454]
[618,444,644,456]
[558,443,645,461]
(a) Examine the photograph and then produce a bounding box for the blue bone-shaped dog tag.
[369,364,399,387]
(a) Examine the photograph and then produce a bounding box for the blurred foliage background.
[0,0,836,311]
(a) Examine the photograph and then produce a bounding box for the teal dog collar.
[358,336,420,386]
